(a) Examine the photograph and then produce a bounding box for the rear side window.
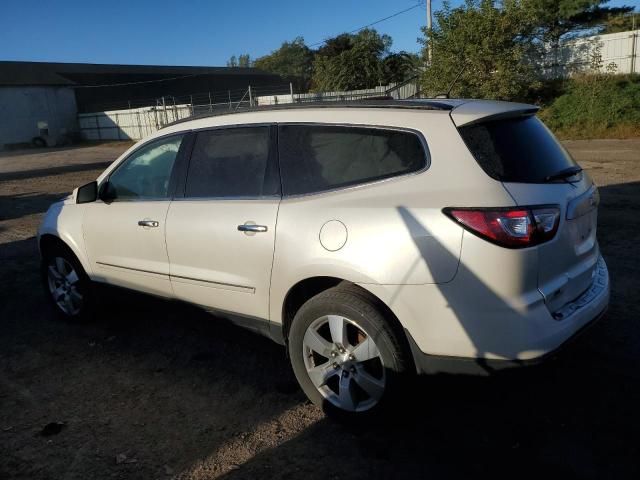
[185,127,275,198]
[458,116,577,183]
[278,125,427,196]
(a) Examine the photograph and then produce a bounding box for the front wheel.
[288,287,410,418]
[41,245,93,321]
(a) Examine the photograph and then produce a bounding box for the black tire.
[288,286,411,420]
[41,243,94,322]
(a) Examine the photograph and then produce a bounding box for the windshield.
[458,116,578,183]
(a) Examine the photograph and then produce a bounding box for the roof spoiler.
[450,100,539,127]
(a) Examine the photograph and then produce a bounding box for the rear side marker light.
[443,206,560,248]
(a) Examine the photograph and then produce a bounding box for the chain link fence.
[77,78,421,141]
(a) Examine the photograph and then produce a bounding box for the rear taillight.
[444,206,560,248]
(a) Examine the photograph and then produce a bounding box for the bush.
[539,74,640,139]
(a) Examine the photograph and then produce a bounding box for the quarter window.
[108,134,184,200]
[278,125,427,196]
[185,127,273,198]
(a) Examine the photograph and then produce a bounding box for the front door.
[83,134,186,297]
[165,125,280,321]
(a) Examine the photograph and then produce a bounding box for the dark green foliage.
[253,30,418,92]
[524,0,635,44]
[253,37,315,90]
[312,29,392,91]
[420,0,542,100]
[226,54,252,68]
[600,10,639,34]
[539,74,640,138]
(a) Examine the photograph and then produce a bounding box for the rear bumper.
[360,252,610,375]
[406,305,607,376]
[406,255,610,375]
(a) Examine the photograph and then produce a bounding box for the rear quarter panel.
[268,109,516,326]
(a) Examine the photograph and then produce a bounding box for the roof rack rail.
[162,98,456,128]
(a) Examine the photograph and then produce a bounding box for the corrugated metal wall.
[544,29,640,77]
[77,105,192,141]
[0,86,78,148]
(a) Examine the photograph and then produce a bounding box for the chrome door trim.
[169,274,255,294]
[96,261,167,277]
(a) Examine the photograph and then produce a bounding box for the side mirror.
[98,181,117,203]
[76,181,98,204]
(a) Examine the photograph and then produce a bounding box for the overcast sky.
[0,0,636,66]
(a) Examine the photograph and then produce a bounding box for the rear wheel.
[41,245,93,321]
[289,286,410,418]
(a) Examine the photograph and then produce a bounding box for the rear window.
[458,116,577,183]
[278,125,427,196]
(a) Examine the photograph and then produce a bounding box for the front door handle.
[238,224,268,233]
[138,220,159,228]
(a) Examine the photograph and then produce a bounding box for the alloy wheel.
[302,314,386,412]
[47,257,83,316]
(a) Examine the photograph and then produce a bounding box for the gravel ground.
[1,139,639,479]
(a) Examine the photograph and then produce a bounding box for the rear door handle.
[138,220,159,228]
[237,224,268,233]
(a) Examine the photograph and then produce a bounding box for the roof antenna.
[435,63,466,99]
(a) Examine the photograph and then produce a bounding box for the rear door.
[165,125,280,322]
[457,115,599,313]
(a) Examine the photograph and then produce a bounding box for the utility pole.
[426,0,433,65]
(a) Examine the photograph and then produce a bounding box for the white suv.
[39,100,610,417]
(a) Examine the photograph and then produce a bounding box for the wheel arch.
[280,276,414,369]
[39,233,91,275]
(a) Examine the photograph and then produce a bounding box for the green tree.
[383,52,421,84]
[311,29,397,91]
[524,0,634,45]
[419,0,541,101]
[227,54,251,68]
[253,37,315,90]
[600,10,638,33]
[238,54,252,67]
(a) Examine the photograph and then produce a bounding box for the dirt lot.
[1,139,639,479]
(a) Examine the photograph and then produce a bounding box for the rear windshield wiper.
[544,166,583,183]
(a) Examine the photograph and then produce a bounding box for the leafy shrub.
[539,74,640,139]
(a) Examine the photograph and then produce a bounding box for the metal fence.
[78,78,422,141]
[76,29,639,141]
[543,29,640,77]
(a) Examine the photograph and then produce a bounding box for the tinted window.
[185,127,273,198]
[458,116,577,183]
[278,125,427,196]
[109,134,183,199]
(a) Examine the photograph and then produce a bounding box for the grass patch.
[539,74,640,140]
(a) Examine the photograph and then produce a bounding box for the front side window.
[184,127,273,198]
[108,134,184,199]
[278,125,427,196]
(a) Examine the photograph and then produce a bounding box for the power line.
[76,2,425,88]
[73,73,205,89]
[308,2,424,48]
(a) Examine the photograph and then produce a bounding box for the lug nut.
[333,363,339,369]
[349,354,355,361]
